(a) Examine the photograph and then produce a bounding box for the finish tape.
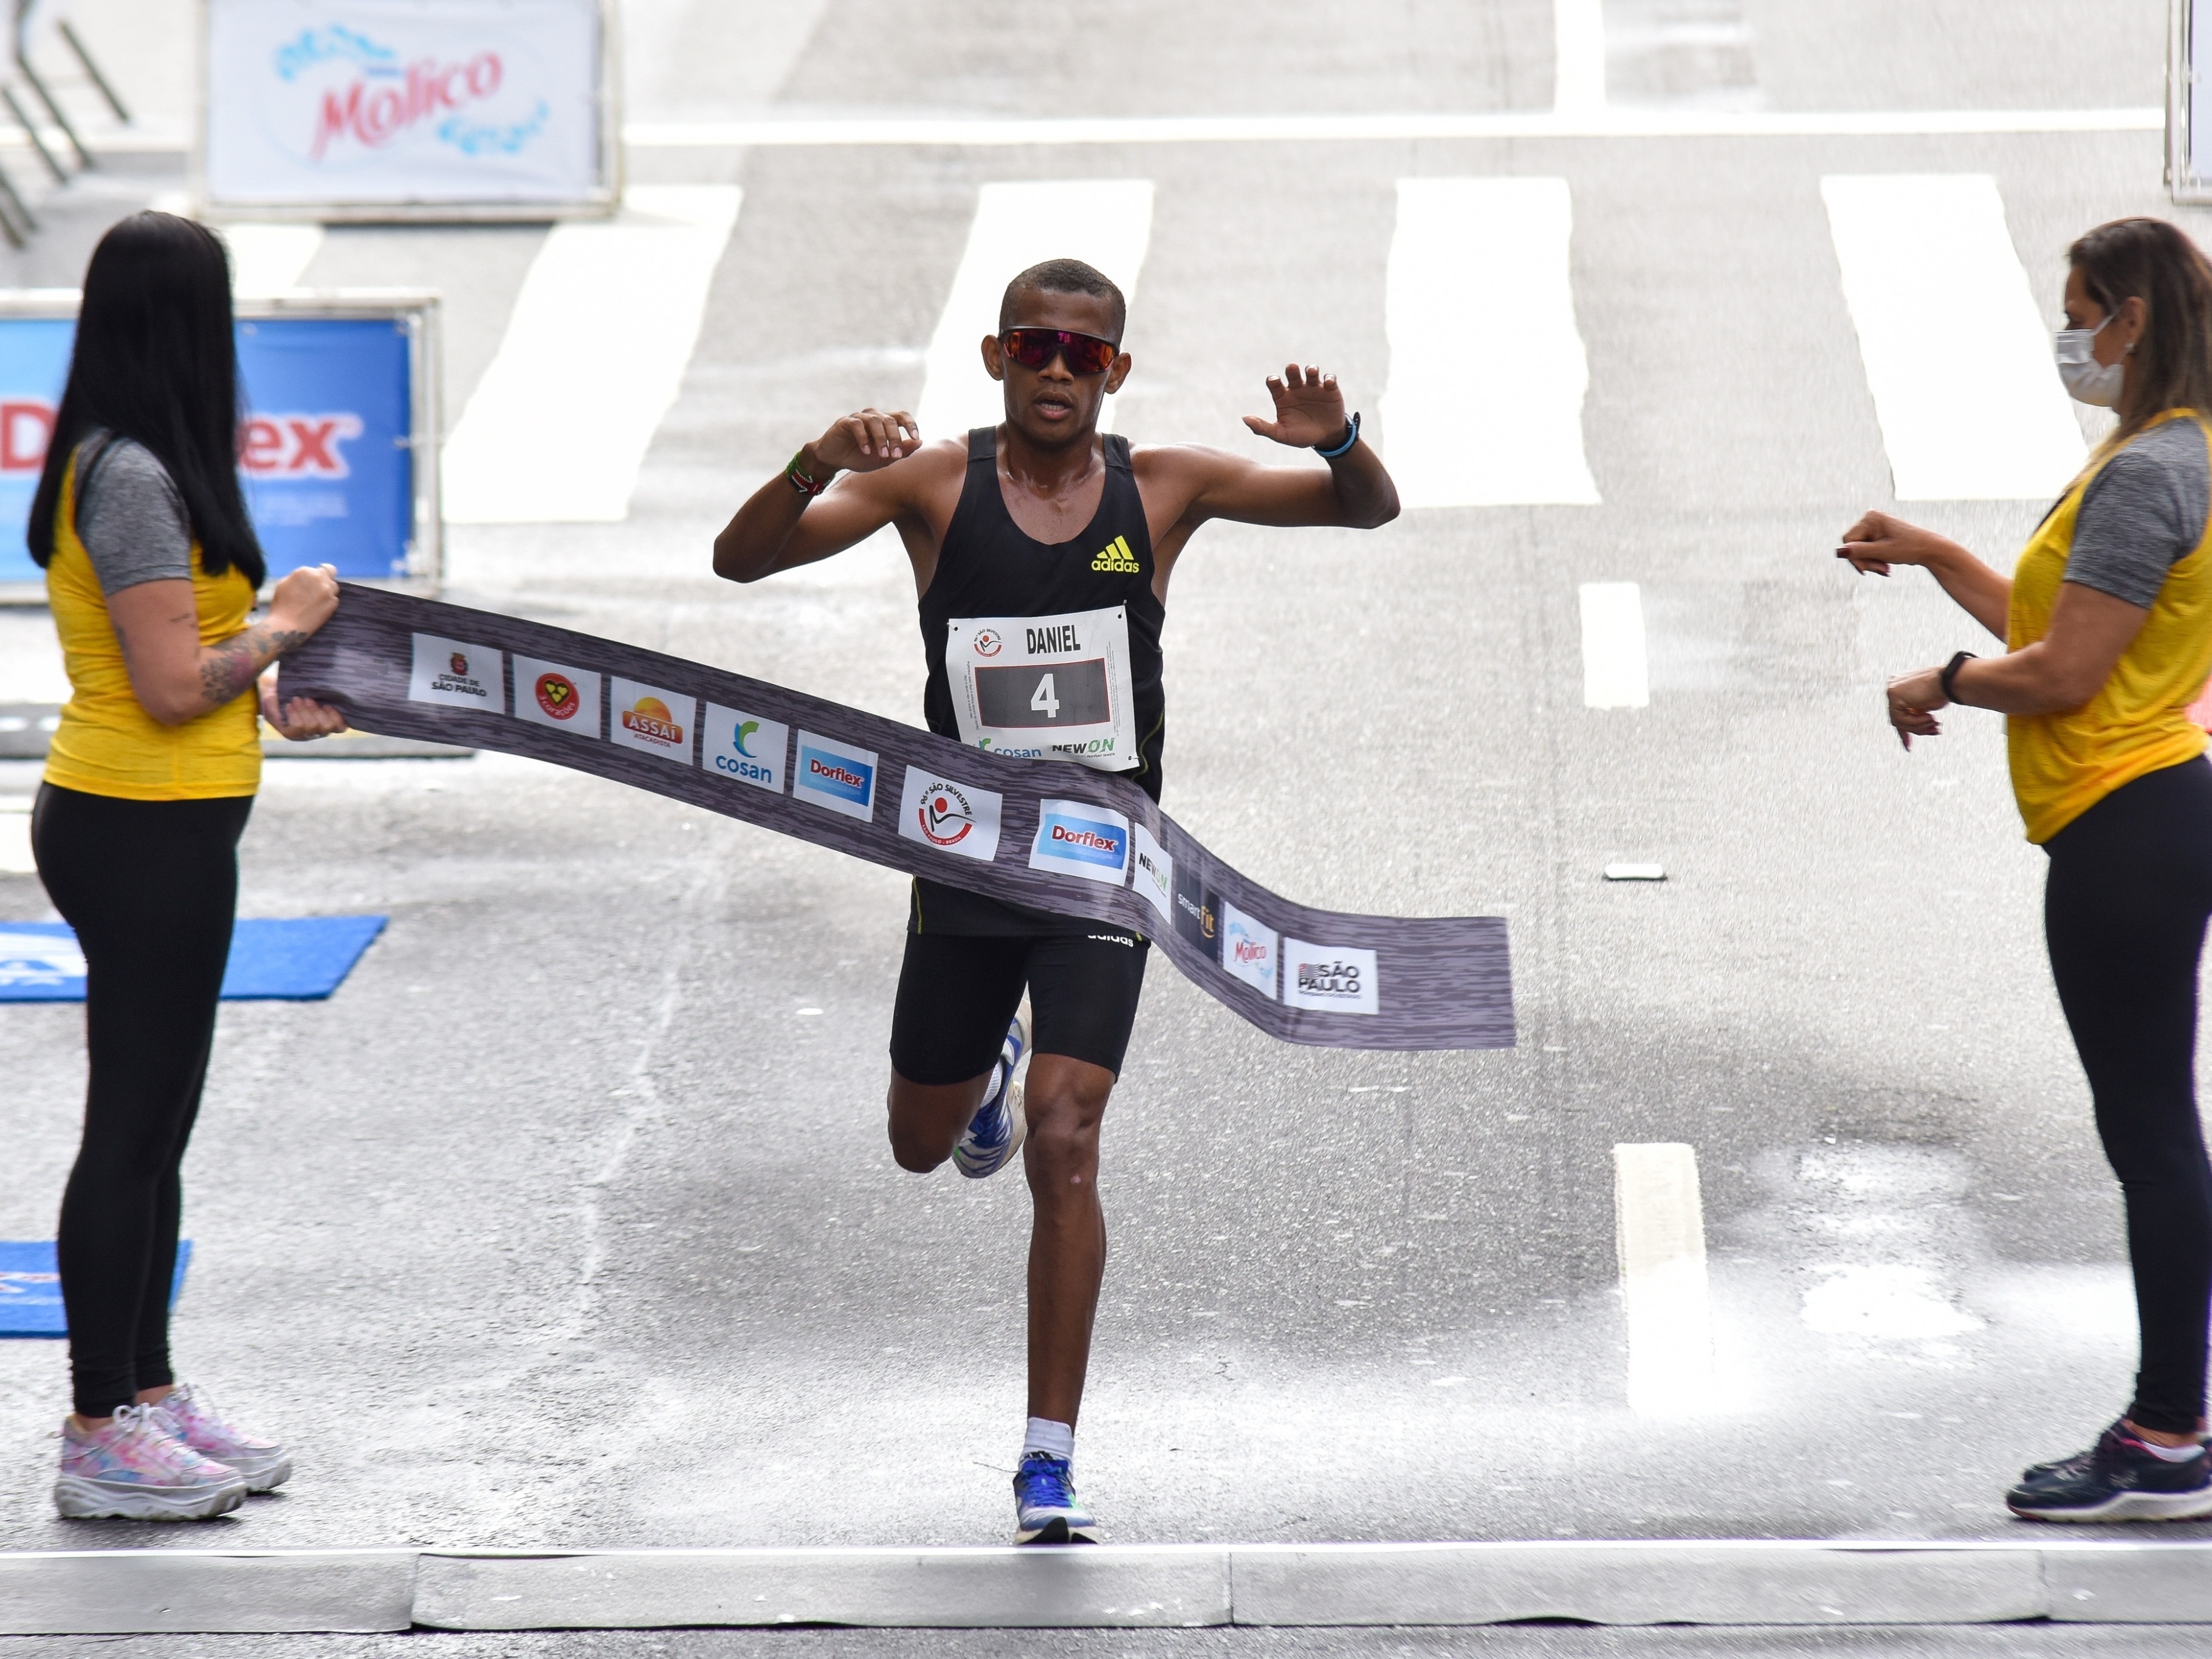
[281,586,1514,1050]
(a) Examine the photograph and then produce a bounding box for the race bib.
[944,606,1139,773]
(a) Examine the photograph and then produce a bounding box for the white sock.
[2132,1432,2203,1462]
[1022,1417,1073,1461]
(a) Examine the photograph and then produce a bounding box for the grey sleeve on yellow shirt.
[74,435,193,598]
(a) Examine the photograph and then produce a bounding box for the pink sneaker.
[53,1402,247,1520]
[151,1383,292,1492]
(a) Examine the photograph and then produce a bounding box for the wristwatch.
[1939,650,1977,705]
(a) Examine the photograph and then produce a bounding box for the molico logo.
[407,632,503,711]
[898,768,1003,862]
[794,731,878,822]
[276,28,545,163]
[610,678,695,762]
[511,656,600,736]
[701,706,788,794]
[1029,799,1130,885]
[1283,941,1381,1016]
[1219,901,1280,1001]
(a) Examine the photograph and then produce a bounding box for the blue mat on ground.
[0,1240,191,1338]
[0,916,386,1003]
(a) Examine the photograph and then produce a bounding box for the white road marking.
[442,185,742,524]
[1381,179,1599,509]
[1822,174,2084,501]
[1579,581,1649,708]
[1553,0,1608,114]
[0,797,31,876]
[1613,1142,1716,1415]
[1604,862,1666,881]
[221,224,323,295]
[625,107,2160,148]
[916,179,1153,443]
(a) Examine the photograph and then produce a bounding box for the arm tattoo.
[198,623,309,709]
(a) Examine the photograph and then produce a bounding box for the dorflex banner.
[281,585,1516,1050]
[0,297,430,591]
[202,0,617,218]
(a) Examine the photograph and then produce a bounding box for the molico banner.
[201,0,616,217]
[281,586,1518,1051]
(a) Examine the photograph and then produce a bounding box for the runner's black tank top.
[912,427,1166,936]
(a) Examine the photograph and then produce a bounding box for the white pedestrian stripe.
[1579,581,1649,709]
[442,185,743,524]
[917,180,1153,444]
[222,224,324,296]
[1379,179,1600,508]
[1822,174,2086,501]
[1553,0,1608,114]
[1613,1142,1716,1415]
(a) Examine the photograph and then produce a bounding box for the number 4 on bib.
[946,606,1139,772]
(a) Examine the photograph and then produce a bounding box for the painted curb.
[3,1540,2211,1634]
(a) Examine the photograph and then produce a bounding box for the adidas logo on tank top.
[1090,535,1141,574]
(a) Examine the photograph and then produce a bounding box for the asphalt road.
[0,0,2206,1623]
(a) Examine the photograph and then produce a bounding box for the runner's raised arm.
[711,408,954,583]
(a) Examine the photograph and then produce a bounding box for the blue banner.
[0,314,415,587]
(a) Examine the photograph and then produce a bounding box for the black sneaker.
[2007,1424,2212,1522]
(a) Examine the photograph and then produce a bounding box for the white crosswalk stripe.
[1579,582,1650,709]
[1822,173,2086,501]
[1379,178,1601,509]
[916,179,1155,444]
[1613,1142,1716,1415]
[442,185,742,524]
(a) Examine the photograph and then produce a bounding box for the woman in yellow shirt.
[26,212,344,1521]
[1842,217,2212,1522]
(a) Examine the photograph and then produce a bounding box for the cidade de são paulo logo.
[898,768,1003,862]
[1282,940,1380,1016]
[609,678,695,762]
[407,632,503,710]
[700,706,788,794]
[1220,901,1280,1001]
[794,731,878,822]
[1029,799,1130,885]
[510,656,600,736]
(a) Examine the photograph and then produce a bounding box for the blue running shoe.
[2007,1423,2212,1522]
[1013,1451,1099,1544]
[953,1003,1028,1180]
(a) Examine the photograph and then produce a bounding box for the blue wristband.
[1314,411,1361,459]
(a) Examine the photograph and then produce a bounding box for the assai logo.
[1220,901,1280,1001]
[1090,534,1141,574]
[700,705,788,794]
[972,628,1003,658]
[1029,799,1130,885]
[1283,940,1381,1015]
[1130,822,1173,924]
[897,767,1003,862]
[511,656,600,736]
[242,414,365,478]
[794,730,878,822]
[408,631,503,710]
[609,678,696,762]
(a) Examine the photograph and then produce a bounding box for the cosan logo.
[622,697,684,746]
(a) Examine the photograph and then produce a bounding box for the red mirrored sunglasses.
[999,328,1119,376]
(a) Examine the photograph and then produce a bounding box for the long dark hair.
[2069,216,2212,454]
[26,211,263,585]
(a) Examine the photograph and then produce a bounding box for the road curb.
[2,1540,2210,1634]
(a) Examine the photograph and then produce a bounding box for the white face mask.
[2054,314,2128,407]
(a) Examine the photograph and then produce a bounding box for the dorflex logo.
[701,705,788,794]
[1220,901,1280,1001]
[1090,534,1141,574]
[794,731,878,821]
[1172,866,1218,963]
[241,414,364,478]
[1130,822,1173,925]
[1029,799,1130,885]
[897,768,1003,863]
[511,655,600,737]
[609,678,696,763]
[407,631,503,711]
[1283,941,1381,1016]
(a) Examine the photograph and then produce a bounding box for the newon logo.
[1130,822,1172,925]
[897,768,1003,862]
[407,631,504,712]
[511,654,600,737]
[701,705,788,794]
[1283,940,1380,1015]
[1028,799,1130,885]
[794,731,878,821]
[1220,901,1280,1000]
[609,678,696,763]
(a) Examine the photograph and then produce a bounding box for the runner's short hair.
[999,258,1126,340]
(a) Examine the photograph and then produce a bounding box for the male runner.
[713,258,1398,1543]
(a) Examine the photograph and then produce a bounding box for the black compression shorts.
[888,926,1150,1084]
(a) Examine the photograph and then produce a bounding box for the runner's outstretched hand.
[812,407,922,472]
[1243,365,1348,447]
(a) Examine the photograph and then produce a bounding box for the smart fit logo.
[1090,535,1141,574]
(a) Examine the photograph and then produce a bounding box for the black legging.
[2045,755,2212,1435]
[30,782,253,1419]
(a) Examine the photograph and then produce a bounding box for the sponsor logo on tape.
[407,631,504,711]
[701,705,788,793]
[609,678,696,761]
[1283,940,1379,1015]
[1220,901,1279,1000]
[1029,799,1130,884]
[1131,822,1172,924]
[1090,534,1141,574]
[511,655,600,736]
[1172,865,1218,962]
[897,767,1003,862]
[794,731,878,820]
